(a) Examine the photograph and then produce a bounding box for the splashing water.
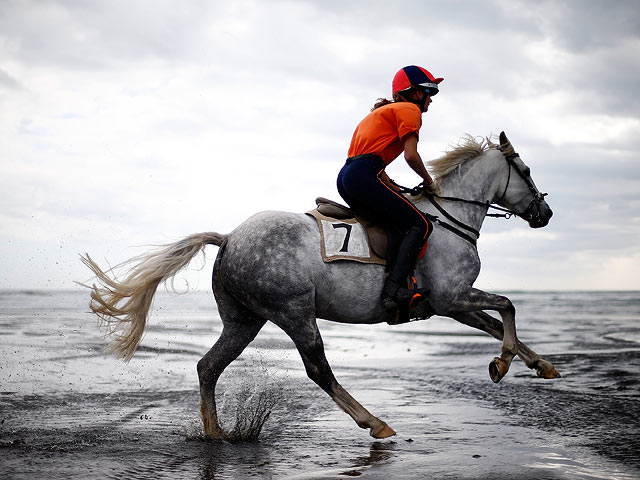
[182,362,284,443]
[218,380,279,442]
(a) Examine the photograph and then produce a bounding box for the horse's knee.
[506,302,515,316]
[497,296,515,316]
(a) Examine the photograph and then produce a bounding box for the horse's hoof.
[536,366,561,379]
[489,357,508,383]
[370,422,396,439]
[203,426,225,439]
[201,417,225,439]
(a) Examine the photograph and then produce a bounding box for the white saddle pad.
[306,210,385,265]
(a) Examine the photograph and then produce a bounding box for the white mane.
[427,135,496,182]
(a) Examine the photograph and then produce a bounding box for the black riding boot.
[381,226,427,312]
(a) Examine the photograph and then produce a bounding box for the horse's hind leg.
[453,311,561,379]
[197,297,266,438]
[274,308,395,439]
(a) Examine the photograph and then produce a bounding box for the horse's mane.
[427,134,496,182]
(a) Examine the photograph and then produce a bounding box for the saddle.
[312,197,391,261]
[309,197,433,326]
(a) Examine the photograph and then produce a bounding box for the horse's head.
[494,132,553,228]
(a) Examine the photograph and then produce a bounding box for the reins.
[391,148,547,246]
[393,181,485,246]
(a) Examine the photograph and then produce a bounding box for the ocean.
[1,289,639,479]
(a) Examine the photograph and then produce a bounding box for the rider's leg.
[381,225,427,310]
[337,155,432,309]
[371,172,431,310]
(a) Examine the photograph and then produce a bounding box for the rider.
[337,65,443,312]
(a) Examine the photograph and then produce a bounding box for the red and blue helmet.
[392,65,443,96]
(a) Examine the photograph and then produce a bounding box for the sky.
[1,0,639,292]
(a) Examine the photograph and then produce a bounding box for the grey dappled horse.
[82,132,559,440]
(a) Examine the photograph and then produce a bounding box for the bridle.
[397,148,549,246]
[494,149,549,226]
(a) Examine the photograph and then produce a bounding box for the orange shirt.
[348,102,422,165]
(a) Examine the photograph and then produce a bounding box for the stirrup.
[386,290,431,325]
[381,277,427,313]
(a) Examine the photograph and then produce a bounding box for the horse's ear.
[499,131,516,155]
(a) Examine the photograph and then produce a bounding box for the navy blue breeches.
[337,154,432,243]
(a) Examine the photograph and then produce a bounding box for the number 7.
[332,223,352,252]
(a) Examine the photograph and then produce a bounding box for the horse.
[81,131,560,440]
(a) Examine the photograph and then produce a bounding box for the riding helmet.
[392,65,444,96]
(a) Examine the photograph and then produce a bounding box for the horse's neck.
[430,151,504,231]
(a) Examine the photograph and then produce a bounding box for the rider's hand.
[423,181,441,196]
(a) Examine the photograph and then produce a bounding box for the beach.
[1,289,639,479]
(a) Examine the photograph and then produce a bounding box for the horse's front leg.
[453,310,561,379]
[446,288,518,382]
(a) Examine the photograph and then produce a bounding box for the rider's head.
[392,65,443,112]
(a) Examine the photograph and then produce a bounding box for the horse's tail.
[80,232,228,362]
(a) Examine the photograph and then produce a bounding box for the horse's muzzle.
[526,200,553,228]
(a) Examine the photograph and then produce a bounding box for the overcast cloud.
[1,0,639,291]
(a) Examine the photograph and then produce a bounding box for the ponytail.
[371,90,415,111]
[371,98,393,111]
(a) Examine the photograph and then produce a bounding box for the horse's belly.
[314,262,390,324]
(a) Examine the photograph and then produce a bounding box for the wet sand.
[1,290,639,479]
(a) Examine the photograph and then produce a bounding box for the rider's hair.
[371,88,418,111]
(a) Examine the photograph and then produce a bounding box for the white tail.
[80,232,227,362]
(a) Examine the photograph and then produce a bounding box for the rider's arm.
[403,134,433,185]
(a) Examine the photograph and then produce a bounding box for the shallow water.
[1,290,639,479]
